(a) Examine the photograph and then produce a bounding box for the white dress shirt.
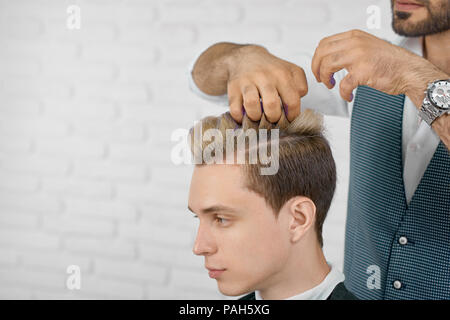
[187,35,441,205]
[254,263,345,300]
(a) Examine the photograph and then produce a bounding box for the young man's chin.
[216,280,255,297]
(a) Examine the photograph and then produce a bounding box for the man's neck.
[423,29,450,75]
[257,243,331,300]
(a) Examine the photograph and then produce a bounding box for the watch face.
[428,80,450,110]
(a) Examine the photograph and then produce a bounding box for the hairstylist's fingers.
[229,99,244,124]
[257,82,282,123]
[319,51,351,89]
[312,29,364,81]
[241,83,262,121]
[339,72,358,102]
[228,80,244,123]
[289,65,309,97]
[284,67,308,121]
[275,83,298,122]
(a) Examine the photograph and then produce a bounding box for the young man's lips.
[395,1,424,11]
[207,269,226,278]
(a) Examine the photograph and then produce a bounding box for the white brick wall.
[0,0,397,299]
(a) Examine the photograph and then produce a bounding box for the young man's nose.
[192,225,216,256]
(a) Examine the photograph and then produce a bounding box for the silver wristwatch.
[418,79,450,126]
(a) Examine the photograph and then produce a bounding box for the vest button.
[393,280,402,289]
[399,236,408,245]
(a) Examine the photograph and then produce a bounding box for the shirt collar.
[254,262,345,300]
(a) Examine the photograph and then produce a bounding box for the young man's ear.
[286,196,316,243]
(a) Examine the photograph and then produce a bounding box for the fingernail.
[283,103,288,116]
[330,74,335,86]
[349,93,354,102]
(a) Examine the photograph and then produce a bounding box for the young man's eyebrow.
[187,205,239,215]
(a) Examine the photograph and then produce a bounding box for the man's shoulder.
[327,282,359,300]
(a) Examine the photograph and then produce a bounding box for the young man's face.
[188,164,291,296]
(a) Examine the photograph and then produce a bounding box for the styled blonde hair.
[189,109,324,158]
[188,109,335,247]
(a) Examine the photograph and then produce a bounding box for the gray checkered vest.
[343,85,450,300]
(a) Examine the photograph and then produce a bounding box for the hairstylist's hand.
[311,29,445,102]
[226,45,308,123]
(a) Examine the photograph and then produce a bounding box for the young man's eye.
[192,215,228,225]
[215,217,228,224]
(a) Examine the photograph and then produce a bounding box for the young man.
[188,0,450,300]
[187,109,357,300]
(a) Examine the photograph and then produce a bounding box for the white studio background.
[0,0,397,299]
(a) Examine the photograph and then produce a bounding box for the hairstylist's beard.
[391,0,450,36]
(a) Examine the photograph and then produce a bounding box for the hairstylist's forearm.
[191,42,261,96]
